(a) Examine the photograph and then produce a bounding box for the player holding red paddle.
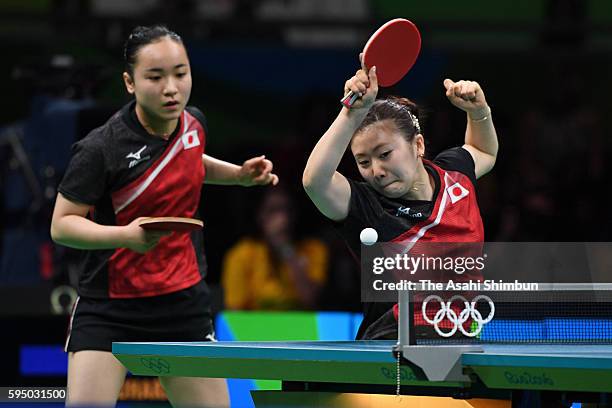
[303,54,498,339]
[341,18,421,108]
[50,25,277,407]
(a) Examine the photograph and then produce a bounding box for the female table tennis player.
[50,25,278,407]
[302,63,498,340]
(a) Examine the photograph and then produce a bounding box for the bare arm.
[303,66,378,221]
[50,193,167,253]
[443,79,498,178]
[203,154,279,186]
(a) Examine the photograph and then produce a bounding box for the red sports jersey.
[390,159,484,322]
[392,159,484,244]
[109,110,206,297]
[58,101,209,299]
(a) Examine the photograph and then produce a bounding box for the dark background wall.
[1,0,611,332]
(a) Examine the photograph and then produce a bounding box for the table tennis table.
[112,340,612,407]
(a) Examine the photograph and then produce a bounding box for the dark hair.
[124,25,183,77]
[354,96,423,143]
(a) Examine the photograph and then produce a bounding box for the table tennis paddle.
[138,217,203,232]
[341,18,421,109]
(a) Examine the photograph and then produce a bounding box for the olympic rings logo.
[422,294,495,338]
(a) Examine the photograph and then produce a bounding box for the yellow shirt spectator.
[222,237,328,310]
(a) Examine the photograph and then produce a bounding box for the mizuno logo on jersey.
[126,145,151,168]
[396,206,423,218]
[126,145,147,160]
[447,182,469,204]
[182,130,200,150]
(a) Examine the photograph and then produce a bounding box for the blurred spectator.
[222,188,329,310]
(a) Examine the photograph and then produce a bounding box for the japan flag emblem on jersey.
[447,182,469,204]
[182,130,200,150]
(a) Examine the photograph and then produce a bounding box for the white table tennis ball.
[360,227,378,246]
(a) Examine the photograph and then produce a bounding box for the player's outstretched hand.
[123,217,172,254]
[443,79,490,119]
[238,155,279,187]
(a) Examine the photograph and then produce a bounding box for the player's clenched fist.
[443,79,489,120]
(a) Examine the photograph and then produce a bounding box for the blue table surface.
[113,340,398,363]
[113,340,612,370]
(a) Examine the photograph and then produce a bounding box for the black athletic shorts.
[65,280,215,352]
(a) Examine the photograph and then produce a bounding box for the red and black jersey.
[58,100,208,299]
[391,160,483,244]
[337,147,484,338]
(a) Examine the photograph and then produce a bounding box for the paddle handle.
[340,90,360,109]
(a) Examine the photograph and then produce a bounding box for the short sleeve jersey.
[58,100,209,299]
[337,147,485,337]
